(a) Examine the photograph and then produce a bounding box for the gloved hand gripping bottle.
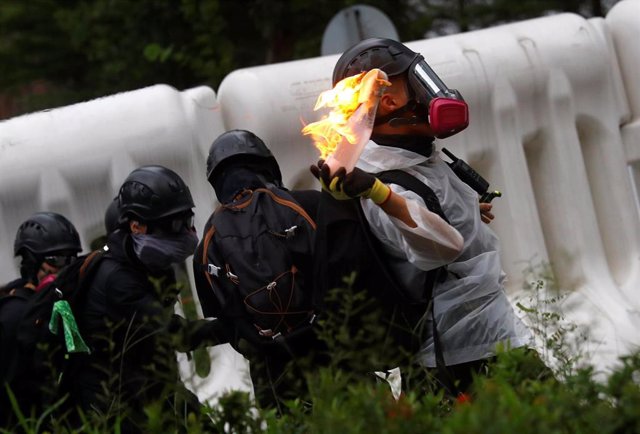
[324,69,389,175]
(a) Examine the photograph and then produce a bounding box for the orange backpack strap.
[201,225,217,288]
[222,188,316,229]
[79,249,103,281]
[256,188,317,230]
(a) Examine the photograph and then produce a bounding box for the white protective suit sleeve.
[360,184,463,272]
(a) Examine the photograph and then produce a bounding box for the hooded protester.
[193,129,325,413]
[312,38,534,396]
[68,165,221,432]
[0,212,81,426]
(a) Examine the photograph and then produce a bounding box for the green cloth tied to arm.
[49,299,91,354]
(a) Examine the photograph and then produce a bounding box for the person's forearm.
[378,189,417,227]
[375,191,464,261]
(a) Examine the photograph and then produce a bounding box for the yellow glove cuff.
[367,179,392,205]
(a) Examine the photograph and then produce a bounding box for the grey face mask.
[131,231,198,272]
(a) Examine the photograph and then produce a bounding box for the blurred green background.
[0,0,621,119]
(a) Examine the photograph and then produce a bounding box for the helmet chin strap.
[388,116,421,127]
[374,99,425,128]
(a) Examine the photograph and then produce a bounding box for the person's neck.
[371,131,435,157]
[372,120,435,136]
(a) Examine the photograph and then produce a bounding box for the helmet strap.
[371,133,435,157]
[374,99,422,127]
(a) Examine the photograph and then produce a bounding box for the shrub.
[3,266,640,433]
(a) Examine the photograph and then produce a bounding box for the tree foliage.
[0,0,621,118]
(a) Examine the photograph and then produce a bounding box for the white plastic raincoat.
[357,140,531,367]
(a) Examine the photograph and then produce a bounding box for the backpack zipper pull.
[225,264,239,284]
[284,225,297,238]
[207,263,221,277]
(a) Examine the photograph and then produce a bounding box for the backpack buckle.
[267,281,276,290]
[284,225,297,238]
[226,270,239,284]
[257,327,274,337]
[207,263,221,277]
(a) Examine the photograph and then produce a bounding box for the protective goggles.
[152,213,195,235]
[408,58,469,138]
[44,255,76,268]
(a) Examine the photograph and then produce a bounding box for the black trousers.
[401,357,494,397]
[242,331,329,415]
[402,347,552,398]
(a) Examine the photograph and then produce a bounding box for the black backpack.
[313,170,449,359]
[12,249,106,395]
[198,186,317,349]
[0,287,31,384]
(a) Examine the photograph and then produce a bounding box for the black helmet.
[206,130,282,187]
[104,198,120,234]
[14,212,82,257]
[332,38,420,86]
[118,165,194,222]
[333,38,469,137]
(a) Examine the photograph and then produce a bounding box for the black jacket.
[0,285,34,356]
[71,230,172,412]
[0,284,37,425]
[71,230,229,420]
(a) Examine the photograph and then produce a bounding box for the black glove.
[170,316,229,352]
[310,160,391,204]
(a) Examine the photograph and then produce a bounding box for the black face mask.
[213,166,275,203]
[131,230,198,273]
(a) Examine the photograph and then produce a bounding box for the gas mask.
[409,58,469,138]
[378,58,469,139]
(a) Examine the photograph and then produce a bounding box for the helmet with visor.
[333,38,469,138]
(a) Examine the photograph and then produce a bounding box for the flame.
[302,72,372,159]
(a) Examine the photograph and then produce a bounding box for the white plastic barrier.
[0,84,251,403]
[608,0,640,233]
[218,0,640,373]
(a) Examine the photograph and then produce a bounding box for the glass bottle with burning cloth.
[303,68,390,175]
